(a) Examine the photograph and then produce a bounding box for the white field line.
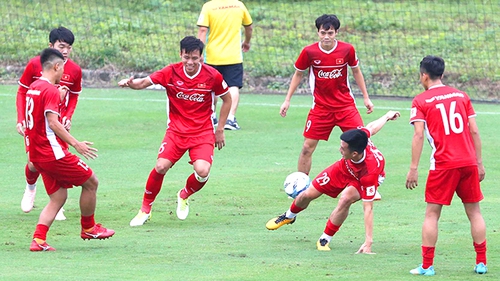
[1,93,498,115]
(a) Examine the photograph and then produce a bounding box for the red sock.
[179,173,208,199]
[422,246,435,269]
[25,164,39,185]
[141,169,165,213]
[474,240,487,265]
[81,214,95,230]
[33,224,49,240]
[324,220,341,236]
[289,201,305,214]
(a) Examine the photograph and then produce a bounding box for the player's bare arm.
[468,117,485,181]
[351,67,374,114]
[118,76,153,90]
[46,112,97,160]
[365,110,400,136]
[356,200,375,254]
[406,121,425,190]
[281,70,304,117]
[215,93,232,150]
[197,26,208,44]
[242,25,253,52]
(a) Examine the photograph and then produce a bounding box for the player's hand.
[118,76,134,87]
[62,116,72,131]
[16,121,26,136]
[478,163,485,182]
[355,242,375,254]
[364,98,374,114]
[58,85,69,101]
[386,110,401,121]
[405,168,418,189]
[74,141,98,160]
[280,100,290,117]
[242,42,251,52]
[214,129,225,150]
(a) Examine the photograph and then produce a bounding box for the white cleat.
[21,184,36,213]
[176,191,189,220]
[55,208,66,221]
[130,210,151,226]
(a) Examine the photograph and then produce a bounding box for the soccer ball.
[283,172,311,199]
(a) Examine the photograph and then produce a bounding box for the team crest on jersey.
[62,74,70,81]
[314,60,321,65]
[197,83,206,88]
[410,107,417,118]
[176,81,184,86]
[336,58,344,65]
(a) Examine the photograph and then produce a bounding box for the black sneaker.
[224,118,240,130]
[316,238,331,251]
[212,116,218,126]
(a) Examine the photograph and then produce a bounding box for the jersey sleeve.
[294,47,310,71]
[465,94,476,118]
[213,72,229,97]
[149,66,171,88]
[410,96,426,124]
[44,88,62,116]
[197,4,210,27]
[347,45,359,68]
[241,3,253,26]
[16,60,36,124]
[69,67,82,94]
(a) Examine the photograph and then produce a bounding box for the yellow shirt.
[197,0,253,65]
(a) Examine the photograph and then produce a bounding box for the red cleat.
[81,223,115,240]
[30,240,55,252]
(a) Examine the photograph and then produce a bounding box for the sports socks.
[25,164,39,188]
[323,220,341,238]
[474,240,487,265]
[141,169,165,213]
[285,201,304,218]
[421,246,435,269]
[81,214,95,230]
[179,172,209,199]
[33,224,49,241]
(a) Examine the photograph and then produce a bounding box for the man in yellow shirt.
[197,0,253,130]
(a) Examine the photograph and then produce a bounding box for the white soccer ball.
[283,172,311,199]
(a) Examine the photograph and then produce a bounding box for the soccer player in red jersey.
[118,36,231,226]
[266,111,400,254]
[406,56,487,276]
[27,48,114,251]
[280,14,374,177]
[17,27,82,220]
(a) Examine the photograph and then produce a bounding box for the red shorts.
[32,154,93,195]
[158,131,215,165]
[425,166,483,205]
[303,107,363,141]
[311,161,381,200]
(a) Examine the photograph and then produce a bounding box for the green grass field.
[0,85,498,280]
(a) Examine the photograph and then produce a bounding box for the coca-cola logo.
[176,92,205,102]
[318,69,342,79]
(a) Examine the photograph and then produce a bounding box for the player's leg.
[21,157,40,213]
[266,184,323,230]
[222,64,243,130]
[297,138,319,174]
[317,185,361,250]
[79,173,115,240]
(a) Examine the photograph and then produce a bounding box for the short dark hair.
[40,48,64,70]
[180,36,204,54]
[340,129,368,153]
[49,26,75,45]
[420,55,445,80]
[315,14,341,31]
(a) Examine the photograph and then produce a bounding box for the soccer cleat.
[176,191,189,220]
[129,210,151,226]
[265,213,296,230]
[317,239,331,251]
[30,240,55,252]
[410,264,435,276]
[21,184,36,213]
[224,118,241,130]
[474,262,487,274]
[212,116,218,126]
[55,207,66,221]
[374,190,382,201]
[81,223,115,240]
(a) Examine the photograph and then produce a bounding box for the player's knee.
[194,170,210,182]
[82,174,99,191]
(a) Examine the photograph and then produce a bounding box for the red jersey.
[295,41,359,111]
[149,62,229,136]
[342,128,385,191]
[410,85,477,170]
[26,78,69,162]
[16,56,82,124]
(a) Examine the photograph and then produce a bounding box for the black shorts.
[208,63,243,88]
